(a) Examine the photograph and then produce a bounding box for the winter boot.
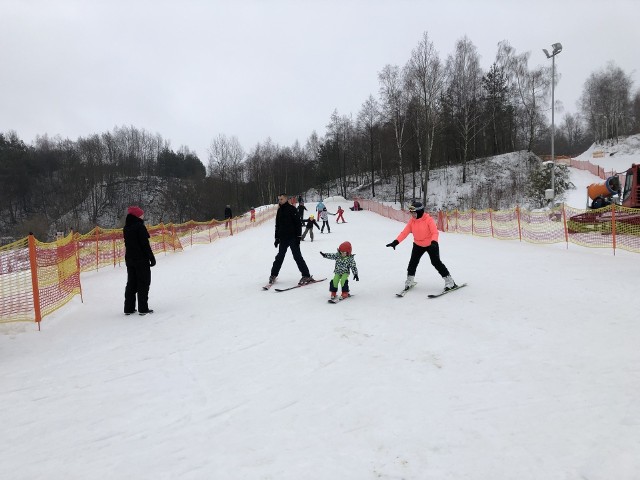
[444,275,457,291]
[341,291,350,299]
[330,292,337,299]
[404,275,416,289]
[268,275,277,284]
[298,275,314,286]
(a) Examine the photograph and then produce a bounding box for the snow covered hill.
[2,195,639,479]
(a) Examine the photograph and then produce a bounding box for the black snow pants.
[124,261,151,313]
[407,241,450,278]
[271,238,310,278]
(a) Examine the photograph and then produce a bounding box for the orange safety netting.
[33,233,82,321]
[0,207,276,324]
[0,238,34,323]
[358,199,640,254]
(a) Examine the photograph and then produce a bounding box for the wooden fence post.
[28,234,42,327]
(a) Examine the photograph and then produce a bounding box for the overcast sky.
[2,0,638,161]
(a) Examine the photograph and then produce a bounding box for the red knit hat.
[127,206,144,218]
[338,241,352,255]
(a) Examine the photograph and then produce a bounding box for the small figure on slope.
[336,205,346,223]
[301,214,320,241]
[386,201,457,292]
[319,207,335,233]
[320,241,359,301]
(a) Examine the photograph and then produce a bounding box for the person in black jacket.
[123,206,156,315]
[296,201,307,225]
[268,193,314,286]
[224,205,232,229]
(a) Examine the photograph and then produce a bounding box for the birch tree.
[406,31,445,204]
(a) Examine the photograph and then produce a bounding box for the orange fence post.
[489,209,494,237]
[561,204,569,249]
[471,210,475,235]
[611,204,617,256]
[516,206,522,242]
[27,234,42,326]
[230,218,234,236]
[75,233,84,303]
[95,227,100,271]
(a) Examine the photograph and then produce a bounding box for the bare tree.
[579,61,634,143]
[497,41,549,153]
[406,31,445,204]
[378,64,411,206]
[445,36,484,183]
[357,95,381,197]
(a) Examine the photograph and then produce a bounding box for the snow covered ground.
[2,191,639,478]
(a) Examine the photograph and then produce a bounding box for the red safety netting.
[1,206,277,324]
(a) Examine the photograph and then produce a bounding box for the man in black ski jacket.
[123,206,156,315]
[268,193,314,286]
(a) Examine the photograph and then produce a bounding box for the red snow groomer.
[568,164,640,233]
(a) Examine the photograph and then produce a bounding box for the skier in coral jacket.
[386,201,457,292]
[320,241,359,300]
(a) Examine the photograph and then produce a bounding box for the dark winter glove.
[149,256,156,267]
[353,274,359,281]
[386,240,399,250]
[320,251,327,257]
[274,239,280,248]
[428,240,438,249]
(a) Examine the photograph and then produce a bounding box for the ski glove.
[149,256,156,267]
[274,239,280,248]
[386,240,399,250]
[353,274,359,281]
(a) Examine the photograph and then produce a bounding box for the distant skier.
[319,207,335,233]
[301,214,320,241]
[336,205,346,223]
[123,206,156,315]
[386,201,457,292]
[297,201,307,225]
[316,199,325,216]
[250,207,256,222]
[320,241,359,301]
[224,205,232,229]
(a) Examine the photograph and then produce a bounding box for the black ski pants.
[320,220,330,233]
[271,237,310,277]
[407,241,450,278]
[124,261,151,313]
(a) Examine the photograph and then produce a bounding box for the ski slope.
[1,197,639,480]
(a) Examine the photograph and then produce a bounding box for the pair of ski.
[262,278,327,292]
[396,282,467,299]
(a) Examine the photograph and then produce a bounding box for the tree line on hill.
[1,32,638,243]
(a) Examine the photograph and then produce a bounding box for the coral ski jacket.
[396,213,439,247]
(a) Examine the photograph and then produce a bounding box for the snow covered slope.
[1,197,639,480]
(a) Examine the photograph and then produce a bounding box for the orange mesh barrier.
[1,206,276,324]
[358,199,640,255]
[32,233,82,322]
[0,238,34,323]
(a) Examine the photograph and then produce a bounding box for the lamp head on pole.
[543,43,563,58]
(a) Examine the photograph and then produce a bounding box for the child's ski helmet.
[338,241,352,254]
[310,214,315,219]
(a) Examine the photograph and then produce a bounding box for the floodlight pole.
[543,43,562,199]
